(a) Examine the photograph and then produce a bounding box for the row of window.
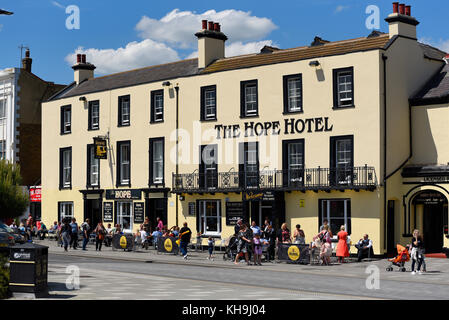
[60,67,354,134]
[57,198,352,236]
[0,140,5,160]
[59,135,353,190]
[59,138,165,189]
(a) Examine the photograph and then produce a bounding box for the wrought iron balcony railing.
[172,165,377,193]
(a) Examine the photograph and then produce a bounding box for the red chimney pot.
[208,21,214,31]
[393,2,399,13]
[399,3,405,14]
[81,54,86,64]
[214,23,219,32]
[405,5,411,16]
[76,54,81,64]
[202,20,207,29]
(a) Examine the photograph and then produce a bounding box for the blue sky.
[0,0,448,84]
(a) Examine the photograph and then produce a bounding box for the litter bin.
[9,243,48,298]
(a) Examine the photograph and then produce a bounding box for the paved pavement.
[10,239,449,300]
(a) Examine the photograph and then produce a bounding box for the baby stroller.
[223,235,238,261]
[386,244,410,272]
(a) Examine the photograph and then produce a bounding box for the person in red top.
[336,225,350,263]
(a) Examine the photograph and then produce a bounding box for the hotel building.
[42,3,449,255]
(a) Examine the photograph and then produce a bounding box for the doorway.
[146,198,167,230]
[84,199,102,229]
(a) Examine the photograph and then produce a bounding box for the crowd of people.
[7,214,48,242]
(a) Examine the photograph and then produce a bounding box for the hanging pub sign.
[103,202,113,222]
[94,138,107,159]
[30,187,42,202]
[105,189,142,200]
[133,202,145,223]
[226,202,244,226]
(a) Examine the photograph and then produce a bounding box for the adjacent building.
[0,50,65,220]
[42,3,449,255]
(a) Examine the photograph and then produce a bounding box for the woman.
[280,223,291,244]
[234,224,252,266]
[315,226,332,265]
[293,224,306,245]
[94,222,106,251]
[410,229,425,274]
[336,225,350,263]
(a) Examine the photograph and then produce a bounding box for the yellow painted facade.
[41,9,449,255]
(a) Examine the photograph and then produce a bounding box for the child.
[253,233,262,266]
[207,237,214,261]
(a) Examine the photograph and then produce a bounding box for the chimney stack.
[72,53,96,85]
[195,20,228,69]
[385,2,419,39]
[21,49,32,73]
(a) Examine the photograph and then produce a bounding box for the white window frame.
[337,71,353,106]
[120,144,130,185]
[59,202,74,220]
[245,84,257,116]
[320,199,351,235]
[288,142,304,183]
[0,99,6,120]
[287,77,302,112]
[90,101,99,130]
[117,201,133,234]
[204,88,216,120]
[121,99,130,126]
[198,200,221,236]
[62,149,71,187]
[152,140,163,184]
[153,93,164,122]
[63,107,71,133]
[89,146,99,187]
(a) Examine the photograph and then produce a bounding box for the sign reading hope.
[215,117,333,139]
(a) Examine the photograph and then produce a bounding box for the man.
[250,221,261,236]
[266,225,277,261]
[105,223,113,247]
[356,234,374,262]
[81,218,91,251]
[69,218,79,249]
[234,219,243,235]
[152,227,162,249]
[179,222,192,260]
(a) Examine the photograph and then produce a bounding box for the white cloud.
[334,5,349,14]
[136,9,277,49]
[420,37,449,53]
[187,40,275,59]
[65,39,180,75]
[51,1,65,9]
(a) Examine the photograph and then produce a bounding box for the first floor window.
[87,145,99,187]
[201,85,217,121]
[0,140,5,160]
[283,74,303,113]
[117,141,131,186]
[330,136,353,186]
[60,147,72,189]
[284,139,304,186]
[117,201,132,232]
[58,202,74,222]
[150,138,164,185]
[151,90,164,123]
[241,80,258,117]
[198,200,221,235]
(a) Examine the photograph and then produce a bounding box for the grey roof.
[411,63,449,106]
[419,43,447,61]
[50,58,199,101]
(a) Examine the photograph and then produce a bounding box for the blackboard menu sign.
[226,202,244,226]
[134,202,145,223]
[188,202,196,216]
[103,202,113,222]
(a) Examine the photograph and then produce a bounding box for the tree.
[0,160,28,221]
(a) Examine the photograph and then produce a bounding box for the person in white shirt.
[140,229,149,249]
[356,234,373,262]
[250,221,261,236]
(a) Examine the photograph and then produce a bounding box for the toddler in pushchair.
[386,244,410,272]
[223,234,239,261]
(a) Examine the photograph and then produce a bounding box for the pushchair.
[222,235,238,261]
[386,244,410,272]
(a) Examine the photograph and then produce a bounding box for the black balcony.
[172,166,377,193]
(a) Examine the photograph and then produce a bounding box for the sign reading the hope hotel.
[214,117,333,139]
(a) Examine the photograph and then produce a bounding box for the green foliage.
[0,160,29,220]
[0,255,9,299]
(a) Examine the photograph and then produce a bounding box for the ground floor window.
[198,200,221,236]
[117,201,133,233]
[58,202,73,222]
[319,199,351,235]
